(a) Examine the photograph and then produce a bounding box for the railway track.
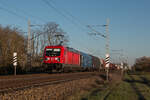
[0,72,99,94]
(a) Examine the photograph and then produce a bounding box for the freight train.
[43,46,101,72]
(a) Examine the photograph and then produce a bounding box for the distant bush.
[0,65,27,75]
[133,56,150,72]
[0,65,47,75]
[0,65,13,75]
[29,66,45,73]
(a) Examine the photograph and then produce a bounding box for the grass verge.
[68,72,150,100]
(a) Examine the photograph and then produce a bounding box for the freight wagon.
[91,55,101,71]
[80,52,92,70]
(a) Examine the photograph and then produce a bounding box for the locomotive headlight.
[45,57,50,61]
[55,57,58,60]
[55,57,60,61]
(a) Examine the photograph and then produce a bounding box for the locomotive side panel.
[72,52,80,65]
[63,47,80,66]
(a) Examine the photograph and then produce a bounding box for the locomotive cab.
[45,48,61,62]
[43,46,64,72]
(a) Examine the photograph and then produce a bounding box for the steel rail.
[0,72,95,82]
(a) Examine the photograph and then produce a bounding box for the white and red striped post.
[105,54,110,81]
[13,52,17,75]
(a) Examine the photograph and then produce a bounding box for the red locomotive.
[43,46,81,72]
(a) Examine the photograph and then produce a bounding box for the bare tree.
[30,22,69,67]
[134,56,150,71]
[43,22,69,46]
[32,22,69,56]
[0,26,26,68]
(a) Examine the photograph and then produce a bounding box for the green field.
[69,72,150,100]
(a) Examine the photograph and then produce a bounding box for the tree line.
[133,56,150,72]
[0,22,69,75]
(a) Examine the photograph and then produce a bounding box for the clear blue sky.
[0,0,150,65]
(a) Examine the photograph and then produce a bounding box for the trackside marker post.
[105,53,110,81]
[121,62,124,80]
[13,52,17,76]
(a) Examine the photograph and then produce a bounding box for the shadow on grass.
[95,79,104,84]
[90,88,101,96]
[124,76,150,88]
[140,77,150,88]
[99,74,106,80]
[103,91,112,100]
[81,98,88,100]
[124,75,146,100]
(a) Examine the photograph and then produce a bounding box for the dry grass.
[71,72,150,100]
[67,71,123,100]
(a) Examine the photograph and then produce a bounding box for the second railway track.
[0,72,101,94]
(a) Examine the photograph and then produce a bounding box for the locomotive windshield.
[45,48,61,56]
